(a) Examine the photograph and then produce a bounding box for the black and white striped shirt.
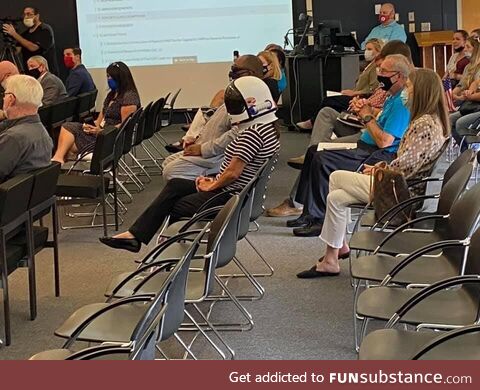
[219,122,280,193]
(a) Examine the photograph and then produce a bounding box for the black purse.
[459,101,480,116]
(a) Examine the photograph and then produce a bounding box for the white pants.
[320,170,371,249]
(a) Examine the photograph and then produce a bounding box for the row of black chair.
[29,153,279,359]
[0,163,61,346]
[345,150,480,359]
[38,90,98,135]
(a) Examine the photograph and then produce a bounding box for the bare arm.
[359,104,394,149]
[197,157,246,192]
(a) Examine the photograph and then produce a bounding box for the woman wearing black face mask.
[445,30,470,88]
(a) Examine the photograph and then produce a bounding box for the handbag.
[459,100,480,116]
[369,162,412,226]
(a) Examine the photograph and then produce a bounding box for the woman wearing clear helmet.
[100,76,280,253]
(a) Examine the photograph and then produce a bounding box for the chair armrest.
[380,239,468,285]
[63,294,156,348]
[373,195,439,231]
[177,207,224,233]
[411,324,480,360]
[372,214,449,255]
[195,189,236,214]
[384,275,480,329]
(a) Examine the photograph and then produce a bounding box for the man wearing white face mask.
[2,7,58,76]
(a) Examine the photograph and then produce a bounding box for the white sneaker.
[296,120,313,130]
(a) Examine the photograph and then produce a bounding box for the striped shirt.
[220,122,280,193]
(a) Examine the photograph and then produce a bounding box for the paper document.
[326,91,343,97]
[317,143,357,151]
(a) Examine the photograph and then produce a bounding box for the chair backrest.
[50,97,79,128]
[250,153,279,222]
[113,120,128,167]
[38,106,52,131]
[436,164,473,216]
[28,162,62,213]
[133,102,152,147]
[88,89,98,112]
[89,127,118,175]
[465,228,480,277]
[130,229,204,357]
[443,149,475,186]
[165,89,181,126]
[143,98,165,140]
[122,107,143,155]
[76,92,92,119]
[446,181,480,241]
[0,174,35,228]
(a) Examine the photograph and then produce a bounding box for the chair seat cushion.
[349,230,443,255]
[55,302,148,343]
[56,174,110,199]
[0,244,25,276]
[29,349,75,360]
[357,287,478,326]
[359,329,438,360]
[10,226,49,251]
[360,210,435,230]
[351,254,461,285]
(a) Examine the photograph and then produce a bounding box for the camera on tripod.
[0,17,22,46]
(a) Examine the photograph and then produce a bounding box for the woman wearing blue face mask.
[52,61,140,164]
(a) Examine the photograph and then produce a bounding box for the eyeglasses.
[4,92,16,99]
[376,67,399,75]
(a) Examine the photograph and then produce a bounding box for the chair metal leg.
[128,152,152,182]
[1,240,11,346]
[353,279,365,352]
[173,333,199,360]
[52,203,60,297]
[26,219,37,320]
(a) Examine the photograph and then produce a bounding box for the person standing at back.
[2,7,59,75]
[361,3,406,49]
[63,47,96,97]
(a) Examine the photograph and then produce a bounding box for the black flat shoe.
[293,223,323,237]
[99,236,141,253]
[297,266,340,279]
[287,214,311,228]
[165,143,183,153]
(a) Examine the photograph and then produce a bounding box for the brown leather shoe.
[266,199,303,217]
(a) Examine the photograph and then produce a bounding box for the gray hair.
[28,55,49,71]
[384,54,413,78]
[4,75,44,108]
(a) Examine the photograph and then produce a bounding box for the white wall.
[89,61,232,110]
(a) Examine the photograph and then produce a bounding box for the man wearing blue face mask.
[288,54,412,237]
[2,7,58,75]
[52,61,140,164]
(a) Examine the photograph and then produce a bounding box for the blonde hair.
[258,51,281,80]
[408,69,450,137]
[4,74,44,108]
[365,38,384,54]
[462,37,480,88]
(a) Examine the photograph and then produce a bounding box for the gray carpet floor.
[1,125,437,360]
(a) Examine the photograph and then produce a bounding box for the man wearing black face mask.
[162,54,268,181]
[2,7,58,76]
[288,54,412,237]
[27,56,67,106]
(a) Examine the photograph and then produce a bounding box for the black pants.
[295,144,396,221]
[309,95,354,124]
[130,178,232,244]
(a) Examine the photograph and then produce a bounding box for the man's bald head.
[0,61,20,87]
[235,55,264,79]
[380,3,396,25]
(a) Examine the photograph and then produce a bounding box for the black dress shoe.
[99,236,141,253]
[286,214,311,228]
[165,143,183,153]
[297,266,340,279]
[293,223,323,237]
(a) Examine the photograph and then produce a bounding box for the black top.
[263,77,280,103]
[66,65,96,96]
[102,90,141,127]
[21,23,58,75]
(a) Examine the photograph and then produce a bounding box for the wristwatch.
[362,115,375,124]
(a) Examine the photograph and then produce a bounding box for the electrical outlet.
[409,23,416,33]
[351,31,357,40]
[408,12,415,22]
[395,13,400,22]
[421,22,431,32]
[375,4,381,15]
